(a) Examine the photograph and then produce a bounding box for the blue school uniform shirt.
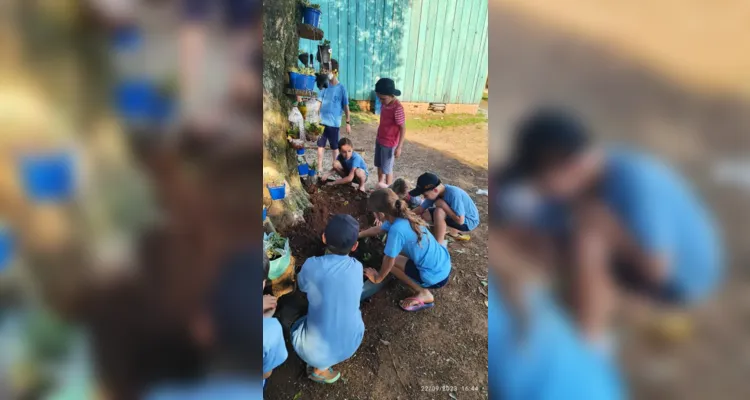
[488,282,625,400]
[319,83,349,128]
[421,185,480,231]
[337,151,369,176]
[381,219,451,285]
[291,254,364,368]
[145,379,262,400]
[263,316,287,374]
[600,148,723,302]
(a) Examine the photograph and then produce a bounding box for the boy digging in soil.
[320,137,368,192]
[374,78,406,186]
[411,172,480,246]
[359,189,452,312]
[373,177,422,226]
[291,215,365,384]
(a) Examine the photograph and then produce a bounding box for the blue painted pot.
[302,7,321,27]
[268,184,286,200]
[308,168,316,177]
[304,74,316,91]
[0,226,13,272]
[114,78,159,122]
[297,164,309,176]
[289,72,306,90]
[296,148,305,155]
[19,151,76,202]
[263,207,267,221]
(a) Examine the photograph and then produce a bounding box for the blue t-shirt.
[291,254,364,368]
[600,148,723,302]
[488,282,625,400]
[494,181,569,235]
[319,83,349,128]
[381,219,451,285]
[145,379,262,400]
[337,151,369,177]
[263,316,287,374]
[421,185,480,231]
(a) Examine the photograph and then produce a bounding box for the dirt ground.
[491,6,750,400]
[264,120,489,399]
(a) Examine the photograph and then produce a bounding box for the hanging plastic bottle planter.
[0,224,14,272]
[316,40,331,64]
[263,207,267,222]
[302,4,322,27]
[19,150,77,203]
[267,182,287,200]
[307,165,317,177]
[297,163,310,176]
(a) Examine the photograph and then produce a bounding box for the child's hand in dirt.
[373,213,382,227]
[263,294,277,318]
[364,268,379,283]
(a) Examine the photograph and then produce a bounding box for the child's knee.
[433,207,447,220]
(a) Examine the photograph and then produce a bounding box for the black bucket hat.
[375,78,401,96]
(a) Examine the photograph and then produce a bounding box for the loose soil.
[265,121,489,400]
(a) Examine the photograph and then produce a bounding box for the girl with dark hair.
[359,189,451,312]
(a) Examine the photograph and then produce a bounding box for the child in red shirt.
[374,78,406,186]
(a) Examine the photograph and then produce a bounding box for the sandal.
[447,232,470,241]
[309,367,341,384]
[400,297,435,312]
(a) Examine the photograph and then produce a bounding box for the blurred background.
[0,0,261,398]
[489,0,750,399]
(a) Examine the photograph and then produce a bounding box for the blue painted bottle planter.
[263,207,267,221]
[308,167,316,177]
[297,164,309,176]
[114,78,159,122]
[267,184,287,200]
[111,25,142,51]
[289,72,306,90]
[305,74,316,91]
[19,151,76,202]
[296,148,305,155]
[302,7,321,27]
[0,225,13,272]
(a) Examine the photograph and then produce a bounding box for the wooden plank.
[469,5,489,104]
[411,0,429,101]
[402,0,423,100]
[355,0,367,100]
[458,0,484,104]
[441,0,462,103]
[427,0,449,101]
[382,0,395,77]
[298,24,324,41]
[285,88,317,98]
[392,0,411,95]
[447,0,475,104]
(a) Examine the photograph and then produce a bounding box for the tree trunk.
[263,0,311,230]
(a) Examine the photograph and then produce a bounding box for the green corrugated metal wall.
[299,0,488,104]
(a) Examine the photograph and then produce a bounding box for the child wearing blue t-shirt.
[411,172,481,246]
[291,215,365,384]
[359,188,452,312]
[321,137,368,192]
[262,253,287,387]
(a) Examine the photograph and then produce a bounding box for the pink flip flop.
[400,297,435,312]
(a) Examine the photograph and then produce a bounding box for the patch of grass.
[406,113,487,130]
[341,112,379,127]
[482,90,489,101]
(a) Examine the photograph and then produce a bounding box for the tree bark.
[263,0,311,230]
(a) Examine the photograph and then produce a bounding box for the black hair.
[338,137,353,149]
[326,243,353,256]
[513,108,590,176]
[331,59,339,72]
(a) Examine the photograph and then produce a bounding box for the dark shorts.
[429,208,471,232]
[405,260,449,289]
[374,142,395,174]
[612,258,684,304]
[317,125,341,149]
[182,0,258,29]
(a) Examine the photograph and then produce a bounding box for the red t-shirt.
[376,99,405,148]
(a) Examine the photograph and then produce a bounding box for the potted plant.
[316,39,331,64]
[305,122,322,141]
[300,1,322,28]
[288,67,305,90]
[266,178,287,200]
[19,150,77,203]
[307,163,317,177]
[264,232,291,280]
[300,67,317,90]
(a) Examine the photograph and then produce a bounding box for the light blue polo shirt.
[421,185,480,231]
[381,219,451,285]
[600,148,723,302]
[291,254,364,369]
[488,282,625,400]
[263,316,287,375]
[337,152,369,177]
[319,83,349,128]
[145,379,262,400]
